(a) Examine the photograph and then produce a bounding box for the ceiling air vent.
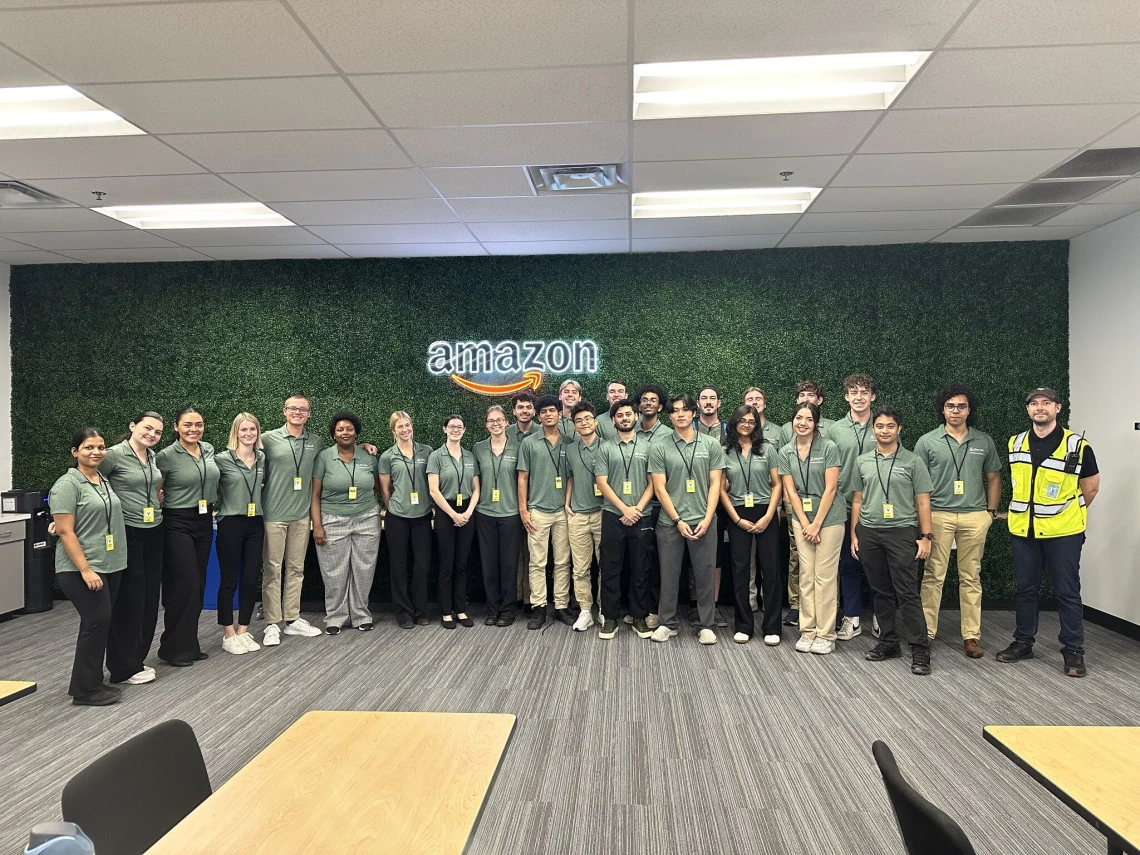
[527,164,627,195]
[959,206,1064,227]
[0,180,70,209]
[1040,147,1140,180]
[995,179,1120,207]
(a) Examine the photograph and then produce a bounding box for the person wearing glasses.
[474,405,524,626]
[565,401,603,632]
[428,414,478,629]
[379,411,434,628]
[913,386,1002,658]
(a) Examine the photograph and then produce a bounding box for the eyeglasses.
[641,397,659,404]
[285,407,310,414]
[486,418,507,426]
[944,403,969,412]
[573,417,595,426]
[446,424,465,430]
[738,418,757,426]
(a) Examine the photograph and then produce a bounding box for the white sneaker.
[698,628,718,645]
[811,638,835,655]
[733,632,749,644]
[763,634,781,646]
[872,614,881,638]
[795,635,814,652]
[645,613,660,629]
[263,624,281,646]
[239,633,260,652]
[142,665,155,674]
[650,625,677,643]
[222,635,249,655]
[283,617,322,637]
[622,614,634,625]
[837,617,862,640]
[572,610,595,632]
[120,669,155,685]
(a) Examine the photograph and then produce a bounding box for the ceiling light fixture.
[632,186,820,218]
[0,85,144,140]
[92,202,294,230]
[633,51,931,120]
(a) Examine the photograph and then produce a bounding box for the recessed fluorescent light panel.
[0,85,144,140]
[632,187,820,219]
[633,51,931,120]
[93,203,294,230]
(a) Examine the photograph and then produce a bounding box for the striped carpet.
[1,603,1137,854]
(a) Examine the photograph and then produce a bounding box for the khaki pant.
[527,508,572,608]
[262,518,310,624]
[784,501,800,608]
[792,519,843,640]
[921,510,992,641]
[566,510,601,610]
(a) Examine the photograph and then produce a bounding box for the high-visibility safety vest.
[1007,429,1088,538]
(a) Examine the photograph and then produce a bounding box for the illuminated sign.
[427,339,600,396]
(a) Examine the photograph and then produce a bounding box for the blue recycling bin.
[202,524,237,611]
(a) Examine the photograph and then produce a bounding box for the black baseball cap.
[1025,387,1060,405]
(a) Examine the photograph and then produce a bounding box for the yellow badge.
[293,476,303,491]
[456,493,464,506]
[744,493,755,508]
[622,480,632,495]
[198,499,208,515]
[247,502,257,517]
[555,476,563,489]
[348,486,358,500]
[410,491,420,505]
[883,503,895,519]
[491,488,501,502]
[953,480,965,495]
[105,534,114,552]
[593,483,601,497]
[142,507,155,523]
[802,497,814,513]
[686,478,696,493]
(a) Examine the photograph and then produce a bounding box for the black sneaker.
[73,687,120,706]
[397,616,414,629]
[598,619,619,639]
[631,618,653,639]
[484,614,498,626]
[865,643,902,661]
[358,622,373,632]
[527,607,547,630]
[555,608,576,626]
[714,607,730,627]
[911,646,931,675]
[783,608,799,626]
[414,615,430,626]
[497,614,516,627]
[325,626,341,635]
[1063,650,1087,677]
[996,642,1034,663]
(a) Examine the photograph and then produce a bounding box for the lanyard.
[795,439,815,495]
[851,419,871,454]
[87,477,113,535]
[289,433,308,479]
[397,446,418,494]
[944,435,972,481]
[674,435,699,480]
[543,438,563,478]
[618,436,639,480]
[736,448,754,493]
[338,452,359,487]
[489,441,507,489]
[186,445,208,500]
[577,440,597,476]
[128,442,155,505]
[231,451,259,504]
[875,451,899,502]
[448,449,466,496]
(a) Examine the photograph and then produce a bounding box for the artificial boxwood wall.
[10,241,1069,604]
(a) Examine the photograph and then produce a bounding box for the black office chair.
[62,720,212,855]
[872,741,978,855]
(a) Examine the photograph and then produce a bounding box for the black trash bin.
[2,490,54,613]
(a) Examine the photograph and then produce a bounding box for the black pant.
[727,504,781,637]
[435,500,473,614]
[386,513,431,620]
[216,515,265,627]
[476,512,522,618]
[1011,533,1086,654]
[645,508,660,611]
[58,570,122,698]
[600,510,654,620]
[106,524,163,682]
[159,508,213,663]
[857,524,929,649]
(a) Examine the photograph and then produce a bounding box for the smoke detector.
[527,164,627,194]
[0,180,70,209]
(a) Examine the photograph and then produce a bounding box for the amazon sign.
[427,338,600,396]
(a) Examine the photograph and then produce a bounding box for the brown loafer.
[963,638,984,658]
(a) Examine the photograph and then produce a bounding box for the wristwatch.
[920,532,934,541]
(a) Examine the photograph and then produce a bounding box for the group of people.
[49,377,1099,706]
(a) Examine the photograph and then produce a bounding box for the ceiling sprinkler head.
[779,171,793,182]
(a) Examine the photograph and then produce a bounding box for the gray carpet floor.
[1,602,1138,855]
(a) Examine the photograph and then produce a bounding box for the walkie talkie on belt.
[1064,431,1086,474]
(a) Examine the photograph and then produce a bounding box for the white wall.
[1069,212,1140,627]
[0,263,10,492]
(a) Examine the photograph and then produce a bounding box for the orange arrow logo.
[450,371,543,396]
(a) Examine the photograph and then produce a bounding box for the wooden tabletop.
[147,710,515,855]
[0,681,36,707]
[984,725,1140,855]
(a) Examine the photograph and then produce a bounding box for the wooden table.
[0,681,36,707]
[984,725,1140,855]
[147,711,514,855]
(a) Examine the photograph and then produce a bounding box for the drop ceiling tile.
[394,123,627,168]
[632,235,782,252]
[0,208,130,232]
[31,174,253,208]
[779,230,942,247]
[0,249,80,264]
[57,247,213,262]
[810,184,1021,212]
[0,2,333,83]
[339,243,489,257]
[631,215,797,238]
[861,105,1140,153]
[14,230,177,251]
[469,220,628,242]
[486,240,629,255]
[160,130,410,173]
[201,245,349,260]
[933,225,1087,242]
[633,112,880,162]
[291,0,626,73]
[633,156,846,192]
[353,66,628,127]
[424,167,534,198]
[268,199,458,226]
[0,136,206,179]
[308,224,475,243]
[634,0,971,62]
[792,210,976,233]
[1089,116,1140,150]
[221,170,436,202]
[948,0,1140,47]
[1039,204,1140,227]
[450,194,629,222]
[153,227,326,248]
[83,78,378,134]
[1085,179,1140,205]
[0,43,55,86]
[895,45,1140,108]
[832,151,1070,186]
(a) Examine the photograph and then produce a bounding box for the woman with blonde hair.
[214,412,265,654]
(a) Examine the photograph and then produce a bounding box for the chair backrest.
[62,720,212,855]
[872,741,978,855]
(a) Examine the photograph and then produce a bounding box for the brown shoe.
[963,638,984,658]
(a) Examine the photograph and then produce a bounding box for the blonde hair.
[227,412,263,452]
[559,379,582,393]
[743,386,766,400]
[389,410,413,435]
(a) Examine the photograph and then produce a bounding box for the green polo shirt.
[49,469,128,575]
[695,420,725,438]
[853,445,933,529]
[156,441,220,509]
[558,416,578,440]
[777,437,846,527]
[215,449,265,518]
[566,435,604,513]
[724,442,781,506]
[830,413,876,505]
[594,435,654,515]
[378,442,433,518]
[648,431,727,527]
[98,440,162,528]
[314,446,378,517]
[636,418,669,445]
[516,431,569,513]
[473,436,521,517]
[595,412,617,442]
[427,446,477,505]
[913,426,1001,512]
[506,423,542,444]
[261,425,325,522]
[778,417,836,448]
